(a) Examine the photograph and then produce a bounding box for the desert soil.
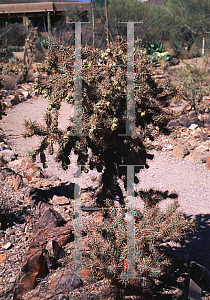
[0,95,209,215]
[0,95,210,270]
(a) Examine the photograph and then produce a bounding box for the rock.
[179,115,191,127]
[45,239,62,262]
[162,144,174,151]
[21,91,30,99]
[81,269,92,279]
[0,167,15,180]
[0,253,9,263]
[204,116,210,126]
[173,145,190,158]
[26,70,35,83]
[206,156,210,170]
[14,258,48,300]
[0,149,17,162]
[34,226,73,247]
[193,132,208,142]
[0,143,11,151]
[2,242,12,249]
[12,173,23,190]
[188,141,200,150]
[190,261,210,290]
[188,123,198,131]
[33,208,66,232]
[91,211,104,226]
[3,94,20,108]
[185,104,192,112]
[21,158,44,182]
[50,195,70,206]
[50,270,82,292]
[167,120,180,128]
[185,153,208,164]
[195,145,209,152]
[194,119,205,128]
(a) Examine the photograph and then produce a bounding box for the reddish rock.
[0,253,9,263]
[14,207,73,300]
[33,208,66,232]
[12,173,23,190]
[206,156,210,170]
[81,269,92,279]
[14,271,45,300]
[34,226,73,247]
[21,158,44,182]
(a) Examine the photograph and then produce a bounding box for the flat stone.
[50,195,70,206]
[190,261,210,290]
[179,115,191,127]
[195,145,209,152]
[188,124,198,130]
[185,153,208,164]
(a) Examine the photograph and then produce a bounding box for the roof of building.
[0,1,89,14]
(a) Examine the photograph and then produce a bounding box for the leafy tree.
[164,0,210,51]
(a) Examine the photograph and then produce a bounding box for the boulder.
[49,270,82,292]
[33,208,66,232]
[14,206,73,300]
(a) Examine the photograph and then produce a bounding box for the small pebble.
[2,242,12,250]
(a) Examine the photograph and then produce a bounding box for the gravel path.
[0,96,210,217]
[1,95,210,270]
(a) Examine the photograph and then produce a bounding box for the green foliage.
[147,41,165,55]
[0,23,27,47]
[173,61,209,111]
[165,0,210,52]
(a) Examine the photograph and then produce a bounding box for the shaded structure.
[0,2,89,30]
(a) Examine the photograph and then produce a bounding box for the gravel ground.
[1,95,210,270]
[1,95,209,216]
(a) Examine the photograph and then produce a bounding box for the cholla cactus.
[25,36,173,203]
[84,198,195,291]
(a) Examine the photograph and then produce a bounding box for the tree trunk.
[90,0,95,49]
[105,0,110,48]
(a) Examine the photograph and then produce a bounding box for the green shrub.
[0,23,27,47]
[173,61,209,111]
[147,41,165,55]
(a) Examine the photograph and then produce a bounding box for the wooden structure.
[0,2,89,29]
